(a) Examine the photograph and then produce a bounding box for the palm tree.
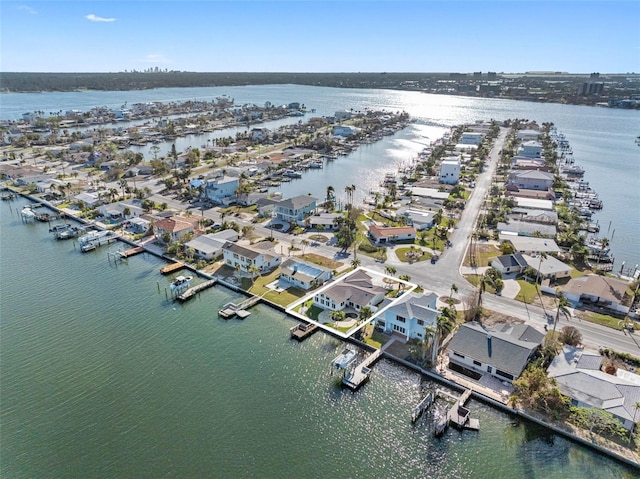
[384,266,397,277]
[358,306,373,324]
[247,264,260,285]
[551,291,572,338]
[398,274,411,291]
[330,310,347,323]
[326,185,335,201]
[536,252,548,318]
[351,258,361,269]
[596,237,610,269]
[432,307,456,365]
[300,239,310,255]
[450,283,458,303]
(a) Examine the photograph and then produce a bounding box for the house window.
[417,319,424,326]
[496,369,514,380]
[233,253,239,259]
[453,352,465,359]
[393,324,405,334]
[473,360,482,367]
[396,315,406,323]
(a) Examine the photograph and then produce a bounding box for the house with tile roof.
[447,321,544,383]
[377,291,440,342]
[548,346,640,430]
[368,224,417,245]
[153,215,200,242]
[221,241,282,273]
[313,270,386,313]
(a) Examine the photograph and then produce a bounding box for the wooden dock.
[161,262,184,274]
[176,279,217,302]
[218,295,261,318]
[119,246,145,258]
[411,392,434,423]
[434,388,479,436]
[342,349,383,390]
[290,322,319,341]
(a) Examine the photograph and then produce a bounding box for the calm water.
[2,85,638,268]
[1,198,636,477]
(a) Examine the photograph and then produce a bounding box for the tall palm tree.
[351,258,361,269]
[300,239,310,255]
[326,185,335,201]
[358,306,373,324]
[552,291,572,338]
[450,283,458,303]
[432,307,456,365]
[596,237,610,269]
[536,252,548,318]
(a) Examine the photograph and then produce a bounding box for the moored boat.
[170,275,193,291]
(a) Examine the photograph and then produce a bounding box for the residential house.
[256,197,281,218]
[334,110,352,121]
[497,220,556,238]
[521,254,571,281]
[562,275,630,314]
[313,270,386,313]
[204,175,239,204]
[251,128,270,141]
[279,257,333,290]
[98,199,144,222]
[397,208,436,230]
[491,253,528,275]
[447,321,544,383]
[517,141,543,158]
[507,170,554,191]
[508,208,558,225]
[185,229,238,260]
[126,217,150,234]
[275,195,318,223]
[368,224,417,245]
[514,197,555,211]
[439,157,460,185]
[307,212,342,231]
[511,156,546,170]
[221,241,282,273]
[548,346,640,431]
[459,132,484,145]
[377,292,440,342]
[498,234,561,255]
[516,129,541,141]
[153,215,200,242]
[332,125,360,137]
[73,192,102,208]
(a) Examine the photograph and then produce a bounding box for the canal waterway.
[0,198,636,478]
[2,85,638,270]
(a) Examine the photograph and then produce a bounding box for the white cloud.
[143,54,171,64]
[18,5,37,15]
[86,14,116,23]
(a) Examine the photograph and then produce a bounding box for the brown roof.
[153,216,199,233]
[563,275,629,304]
[368,224,416,238]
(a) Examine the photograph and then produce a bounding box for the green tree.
[358,306,373,324]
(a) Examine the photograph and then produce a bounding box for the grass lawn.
[464,274,498,294]
[580,311,627,331]
[463,243,501,267]
[305,305,323,322]
[516,279,539,303]
[395,247,431,263]
[300,253,343,270]
[220,204,258,215]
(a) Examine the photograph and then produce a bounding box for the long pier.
[119,246,145,258]
[176,279,217,302]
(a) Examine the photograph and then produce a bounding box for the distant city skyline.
[1,1,639,73]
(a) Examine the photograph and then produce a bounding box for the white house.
[517,141,543,158]
[204,175,239,204]
[398,208,436,230]
[185,229,239,260]
[279,258,333,290]
[221,241,282,273]
[439,157,460,184]
[377,292,440,342]
[313,270,386,313]
[497,220,556,238]
[307,213,342,231]
[448,322,544,383]
[548,346,640,431]
[507,170,554,191]
[516,129,541,141]
[491,253,528,275]
[332,125,360,137]
[334,110,352,121]
[459,132,484,145]
[521,254,572,281]
[368,224,417,245]
[275,195,317,223]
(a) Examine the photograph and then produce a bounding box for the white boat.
[78,230,112,245]
[333,348,357,369]
[21,206,36,220]
[309,159,323,169]
[170,275,193,291]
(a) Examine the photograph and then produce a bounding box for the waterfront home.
[517,140,543,158]
[275,195,318,223]
[368,224,417,245]
[334,110,351,121]
[251,128,270,141]
[497,234,561,255]
[396,207,436,230]
[377,291,440,342]
[497,220,556,238]
[447,321,544,383]
[185,229,238,260]
[204,175,239,204]
[459,132,484,145]
[561,275,630,314]
[514,197,555,211]
[511,156,546,170]
[439,157,460,185]
[547,346,640,431]
[221,241,282,273]
[508,208,558,225]
[506,170,555,191]
[125,217,150,234]
[332,125,361,137]
[73,192,102,208]
[306,212,342,231]
[153,215,200,243]
[520,254,571,281]
[313,270,386,313]
[516,129,541,141]
[491,253,528,275]
[279,257,333,290]
[256,197,280,218]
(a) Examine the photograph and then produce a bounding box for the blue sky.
[1,1,639,73]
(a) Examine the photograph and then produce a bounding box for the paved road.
[146,127,640,356]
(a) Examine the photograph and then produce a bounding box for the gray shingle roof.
[277,195,318,210]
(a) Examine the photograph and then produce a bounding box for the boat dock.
[434,388,479,436]
[290,322,319,341]
[176,279,217,302]
[342,349,383,390]
[119,246,145,258]
[79,232,118,252]
[161,262,185,274]
[411,392,434,423]
[218,295,261,318]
